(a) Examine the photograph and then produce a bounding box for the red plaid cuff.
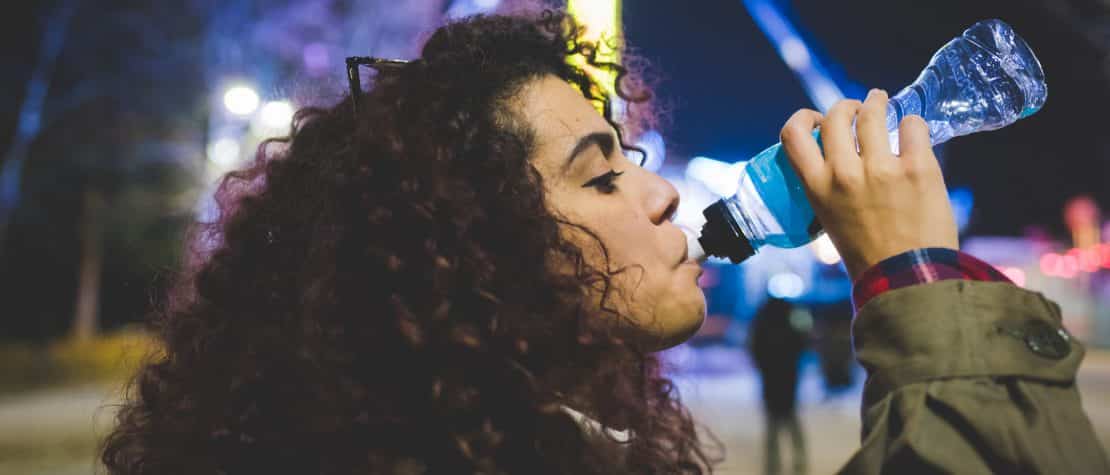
[851,248,1012,312]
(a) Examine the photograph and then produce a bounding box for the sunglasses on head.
[345,56,410,117]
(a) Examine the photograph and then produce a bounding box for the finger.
[857,89,893,161]
[898,114,932,164]
[821,99,863,168]
[896,114,941,173]
[779,109,827,185]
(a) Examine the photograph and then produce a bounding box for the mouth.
[683,260,704,284]
[676,224,704,267]
[679,248,703,278]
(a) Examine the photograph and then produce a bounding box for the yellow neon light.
[567,0,622,103]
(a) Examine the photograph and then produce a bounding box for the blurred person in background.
[810,299,855,396]
[749,297,808,475]
[98,7,1109,475]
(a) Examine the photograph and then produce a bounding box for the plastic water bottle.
[690,19,1047,263]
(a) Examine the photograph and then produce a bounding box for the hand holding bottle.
[780,89,959,280]
[691,20,1044,266]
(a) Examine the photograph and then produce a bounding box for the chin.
[651,293,707,351]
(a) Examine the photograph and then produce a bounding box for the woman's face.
[513,75,706,350]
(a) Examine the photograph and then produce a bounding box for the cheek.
[585,203,656,266]
[555,195,648,266]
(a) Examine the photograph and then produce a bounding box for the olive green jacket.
[839,280,1109,474]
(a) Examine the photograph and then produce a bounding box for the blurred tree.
[0,0,448,342]
[0,0,79,268]
[1,1,210,341]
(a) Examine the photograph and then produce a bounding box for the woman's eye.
[582,170,624,194]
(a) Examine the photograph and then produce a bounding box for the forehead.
[512,75,611,161]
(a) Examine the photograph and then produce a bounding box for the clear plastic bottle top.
[886,19,1047,146]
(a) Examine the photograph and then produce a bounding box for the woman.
[101,9,1107,475]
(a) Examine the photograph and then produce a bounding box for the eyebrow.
[561,131,616,174]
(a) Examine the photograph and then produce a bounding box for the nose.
[644,170,680,225]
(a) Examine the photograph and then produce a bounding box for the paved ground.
[0,382,122,475]
[672,346,1110,474]
[3,349,1110,475]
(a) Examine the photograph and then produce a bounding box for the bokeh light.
[686,156,744,197]
[767,272,805,299]
[259,100,295,131]
[810,234,841,265]
[223,85,260,116]
[634,129,666,172]
[998,266,1027,287]
[206,138,241,168]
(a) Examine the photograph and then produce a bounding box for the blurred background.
[1,0,1108,473]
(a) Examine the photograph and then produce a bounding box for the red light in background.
[1071,247,1101,273]
[1060,254,1079,278]
[1039,245,1110,278]
[998,266,1027,287]
[1040,253,1061,277]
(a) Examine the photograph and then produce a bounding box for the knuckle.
[839,99,863,108]
[900,164,919,181]
[780,124,801,143]
[830,100,852,116]
[857,110,879,127]
[904,157,938,180]
[781,110,819,142]
[832,167,864,189]
[869,162,902,182]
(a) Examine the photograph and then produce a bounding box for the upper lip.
[677,238,697,268]
[676,225,695,266]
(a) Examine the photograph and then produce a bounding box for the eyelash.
[582,170,624,194]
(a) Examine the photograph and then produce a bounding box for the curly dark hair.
[101,9,717,475]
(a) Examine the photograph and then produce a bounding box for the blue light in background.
[634,129,667,172]
[949,187,975,233]
[446,0,501,19]
[685,156,744,197]
[768,271,805,299]
[740,0,864,112]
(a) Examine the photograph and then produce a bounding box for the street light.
[768,272,805,299]
[223,85,260,116]
[259,100,294,131]
[206,137,241,168]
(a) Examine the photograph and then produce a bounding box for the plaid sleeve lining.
[851,248,1012,312]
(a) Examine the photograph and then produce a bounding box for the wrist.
[851,245,961,281]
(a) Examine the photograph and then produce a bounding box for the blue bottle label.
[743,132,821,248]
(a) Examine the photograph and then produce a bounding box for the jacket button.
[1022,320,1071,360]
